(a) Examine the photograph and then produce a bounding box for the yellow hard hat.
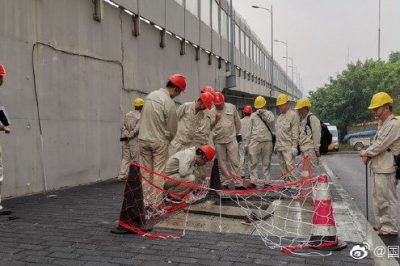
[254,96,267,109]
[133,98,144,107]
[368,92,393,109]
[295,98,311,110]
[276,94,289,106]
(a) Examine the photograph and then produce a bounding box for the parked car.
[327,125,339,151]
[343,130,377,151]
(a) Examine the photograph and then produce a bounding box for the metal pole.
[285,40,288,92]
[230,0,235,75]
[378,0,381,60]
[270,5,274,94]
[291,58,294,81]
[365,163,369,220]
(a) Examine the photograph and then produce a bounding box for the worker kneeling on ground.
[360,92,400,236]
[164,145,216,203]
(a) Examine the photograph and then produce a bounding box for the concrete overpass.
[0,0,302,198]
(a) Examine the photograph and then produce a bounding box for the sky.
[232,0,400,96]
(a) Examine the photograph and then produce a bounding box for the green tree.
[389,51,400,63]
[309,52,400,138]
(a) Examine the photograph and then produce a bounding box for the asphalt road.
[324,152,400,248]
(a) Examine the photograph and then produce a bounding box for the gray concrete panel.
[0,0,299,199]
[198,52,218,90]
[199,22,212,51]
[37,0,122,62]
[234,48,240,69]
[139,0,166,28]
[34,46,122,189]
[114,0,138,13]
[0,0,46,198]
[166,0,184,37]
[211,31,220,57]
[221,38,229,61]
[184,11,199,44]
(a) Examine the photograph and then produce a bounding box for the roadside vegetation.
[309,51,400,137]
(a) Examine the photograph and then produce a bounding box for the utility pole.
[378,0,381,60]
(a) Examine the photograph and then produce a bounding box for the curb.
[322,160,399,266]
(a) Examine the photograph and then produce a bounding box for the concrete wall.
[0,0,301,198]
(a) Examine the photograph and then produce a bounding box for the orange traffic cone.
[308,175,347,250]
[281,175,347,253]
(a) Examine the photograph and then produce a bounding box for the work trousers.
[239,143,250,177]
[248,141,273,182]
[117,139,140,181]
[373,172,398,234]
[215,141,240,186]
[139,140,169,207]
[277,149,296,182]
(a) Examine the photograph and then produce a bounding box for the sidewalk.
[0,159,380,266]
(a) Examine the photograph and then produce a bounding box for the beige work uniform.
[213,103,241,186]
[169,102,216,156]
[364,115,400,234]
[117,110,141,181]
[248,109,275,182]
[164,147,204,195]
[276,110,300,180]
[138,88,177,206]
[299,113,321,176]
[239,116,251,177]
[0,122,5,209]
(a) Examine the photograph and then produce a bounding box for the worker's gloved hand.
[291,147,298,157]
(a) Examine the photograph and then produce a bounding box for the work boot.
[110,226,134,235]
[0,205,12,216]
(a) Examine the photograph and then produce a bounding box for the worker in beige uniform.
[239,105,252,179]
[248,96,275,188]
[117,98,144,182]
[295,98,321,173]
[138,74,186,207]
[275,94,300,181]
[169,91,214,156]
[212,92,242,188]
[360,92,400,236]
[0,64,11,215]
[164,145,215,203]
[194,86,217,147]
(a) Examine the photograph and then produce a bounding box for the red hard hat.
[199,145,216,162]
[0,64,6,76]
[168,74,187,92]
[243,105,253,114]
[200,86,215,94]
[200,92,214,110]
[213,92,225,105]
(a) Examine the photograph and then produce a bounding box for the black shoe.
[246,183,257,189]
[0,210,12,216]
[110,226,134,235]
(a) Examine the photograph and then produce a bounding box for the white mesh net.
[117,156,343,255]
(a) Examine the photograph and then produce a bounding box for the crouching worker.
[164,145,215,203]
